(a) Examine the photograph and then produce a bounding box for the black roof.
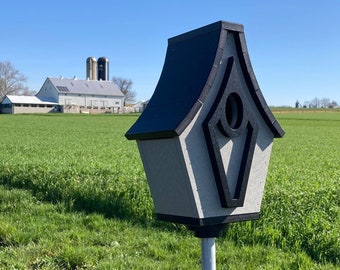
[126,21,284,140]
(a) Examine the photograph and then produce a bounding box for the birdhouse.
[125,21,284,237]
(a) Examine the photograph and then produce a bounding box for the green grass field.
[0,111,339,269]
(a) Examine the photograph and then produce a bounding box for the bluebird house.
[125,21,284,236]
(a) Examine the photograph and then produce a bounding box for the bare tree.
[320,98,331,108]
[303,101,310,108]
[310,97,321,108]
[329,100,338,108]
[112,76,136,105]
[0,61,28,99]
[303,97,339,108]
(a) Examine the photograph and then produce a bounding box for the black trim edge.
[235,32,285,138]
[156,212,259,227]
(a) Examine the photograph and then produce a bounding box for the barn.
[36,77,125,113]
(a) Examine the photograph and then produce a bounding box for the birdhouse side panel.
[137,139,200,219]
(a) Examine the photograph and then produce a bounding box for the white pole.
[201,237,216,270]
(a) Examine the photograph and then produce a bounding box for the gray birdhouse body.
[126,21,284,229]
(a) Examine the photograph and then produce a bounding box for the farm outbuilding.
[0,95,59,114]
[130,100,149,113]
[36,77,125,113]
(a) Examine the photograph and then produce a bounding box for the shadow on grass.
[0,172,186,234]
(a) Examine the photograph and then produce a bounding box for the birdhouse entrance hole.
[225,92,243,130]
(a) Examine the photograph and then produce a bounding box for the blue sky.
[1,0,339,106]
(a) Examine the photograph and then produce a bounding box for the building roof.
[1,95,58,105]
[48,77,124,97]
[133,100,149,108]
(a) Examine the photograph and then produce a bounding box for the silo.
[97,57,109,81]
[86,57,97,80]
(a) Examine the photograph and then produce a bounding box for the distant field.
[0,112,339,269]
[271,107,340,113]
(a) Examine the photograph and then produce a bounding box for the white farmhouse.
[36,77,125,113]
[0,95,59,114]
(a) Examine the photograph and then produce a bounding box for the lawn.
[0,112,339,269]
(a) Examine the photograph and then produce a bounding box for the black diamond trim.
[203,57,258,208]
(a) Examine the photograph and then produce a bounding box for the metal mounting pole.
[189,224,226,270]
[201,237,216,270]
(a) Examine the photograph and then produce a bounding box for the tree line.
[0,61,32,99]
[0,61,137,104]
[296,98,339,109]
